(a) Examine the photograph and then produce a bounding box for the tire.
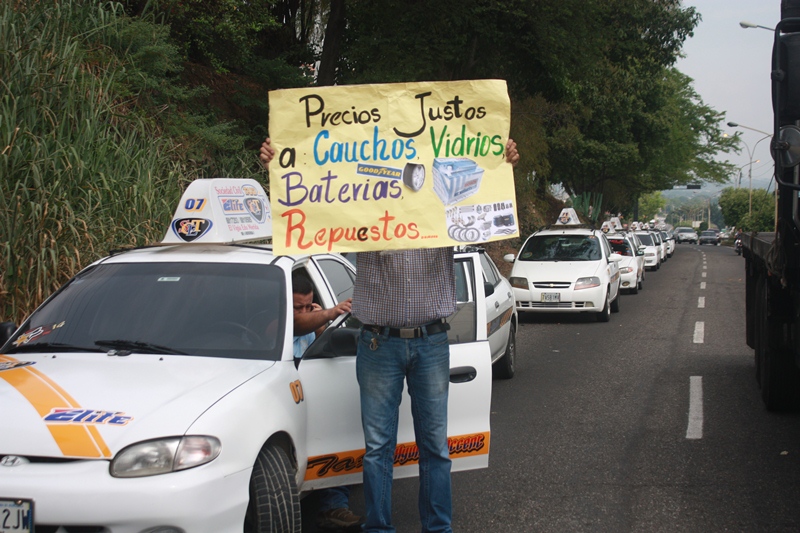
[596,292,611,322]
[493,324,516,380]
[630,280,639,295]
[245,444,301,533]
[610,289,620,313]
[756,277,800,411]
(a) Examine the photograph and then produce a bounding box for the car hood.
[512,260,605,282]
[0,352,275,459]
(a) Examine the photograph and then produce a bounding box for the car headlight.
[619,266,633,274]
[645,252,655,257]
[509,276,529,290]
[574,277,601,290]
[110,436,221,478]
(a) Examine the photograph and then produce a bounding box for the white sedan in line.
[504,210,623,322]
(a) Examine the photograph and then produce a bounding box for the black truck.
[744,0,800,410]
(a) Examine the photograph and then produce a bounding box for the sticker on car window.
[12,321,66,347]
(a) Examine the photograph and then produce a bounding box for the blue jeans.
[318,485,350,512]
[356,328,452,533]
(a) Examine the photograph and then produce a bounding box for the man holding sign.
[263,79,518,532]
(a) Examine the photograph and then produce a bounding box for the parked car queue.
[503,209,677,323]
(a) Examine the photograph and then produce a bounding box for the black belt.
[363,319,450,339]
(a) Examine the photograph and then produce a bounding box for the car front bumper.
[0,457,251,533]
[512,285,605,313]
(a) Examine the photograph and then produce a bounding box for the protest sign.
[268,79,519,255]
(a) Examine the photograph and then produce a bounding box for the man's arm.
[294,299,352,336]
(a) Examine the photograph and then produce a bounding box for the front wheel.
[596,292,611,322]
[245,444,301,532]
[610,289,621,312]
[493,324,516,380]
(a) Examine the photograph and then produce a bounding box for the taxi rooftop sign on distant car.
[162,178,272,244]
[554,208,582,225]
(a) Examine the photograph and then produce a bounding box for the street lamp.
[727,121,772,217]
[739,21,776,31]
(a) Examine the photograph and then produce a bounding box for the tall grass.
[0,1,194,323]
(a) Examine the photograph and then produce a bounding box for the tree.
[638,192,667,222]
[718,187,774,231]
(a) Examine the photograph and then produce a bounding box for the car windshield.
[4,262,287,361]
[607,237,632,256]
[636,233,654,246]
[519,234,602,261]
[701,231,716,236]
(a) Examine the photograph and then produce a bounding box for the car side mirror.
[484,281,495,297]
[609,253,623,262]
[0,322,17,346]
[503,253,515,263]
[636,249,644,256]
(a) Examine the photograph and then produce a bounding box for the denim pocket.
[425,330,450,347]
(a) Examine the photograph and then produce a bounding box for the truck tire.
[756,277,800,411]
[493,324,516,380]
[245,444,301,532]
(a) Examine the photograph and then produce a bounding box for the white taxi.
[634,231,661,271]
[0,179,494,533]
[605,232,644,294]
[503,209,623,322]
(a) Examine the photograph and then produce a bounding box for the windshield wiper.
[95,339,187,355]
[6,342,105,354]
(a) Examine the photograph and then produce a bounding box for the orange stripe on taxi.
[0,354,112,458]
[305,431,490,480]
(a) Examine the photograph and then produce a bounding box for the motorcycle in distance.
[735,235,743,256]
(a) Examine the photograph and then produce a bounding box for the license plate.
[541,292,560,303]
[0,498,33,533]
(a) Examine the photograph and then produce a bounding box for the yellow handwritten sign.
[268,79,518,255]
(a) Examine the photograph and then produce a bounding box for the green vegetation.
[1,0,740,321]
[718,187,775,232]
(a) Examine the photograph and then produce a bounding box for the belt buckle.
[399,327,416,339]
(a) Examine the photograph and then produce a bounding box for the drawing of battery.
[432,157,484,206]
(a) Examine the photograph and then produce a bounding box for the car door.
[601,235,621,301]
[478,250,513,362]
[298,253,493,491]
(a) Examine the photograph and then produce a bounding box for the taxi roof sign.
[554,208,581,225]
[600,220,617,234]
[162,179,272,244]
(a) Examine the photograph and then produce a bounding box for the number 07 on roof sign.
[267,79,519,255]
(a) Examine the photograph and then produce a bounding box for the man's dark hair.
[292,271,314,296]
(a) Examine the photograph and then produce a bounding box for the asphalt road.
[303,242,800,532]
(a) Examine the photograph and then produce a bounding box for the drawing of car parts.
[402,163,426,191]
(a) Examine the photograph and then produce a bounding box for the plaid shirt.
[352,248,456,328]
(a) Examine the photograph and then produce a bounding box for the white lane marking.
[693,321,704,343]
[703,265,707,270]
[700,282,706,289]
[702,272,707,278]
[698,297,705,308]
[686,376,704,439]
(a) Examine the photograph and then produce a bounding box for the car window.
[5,262,287,361]
[316,257,355,301]
[519,234,602,261]
[447,258,477,344]
[607,237,632,256]
[479,252,500,287]
[636,233,654,246]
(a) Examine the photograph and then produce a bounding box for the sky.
[675,0,780,194]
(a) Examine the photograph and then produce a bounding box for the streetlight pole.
[727,121,772,218]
